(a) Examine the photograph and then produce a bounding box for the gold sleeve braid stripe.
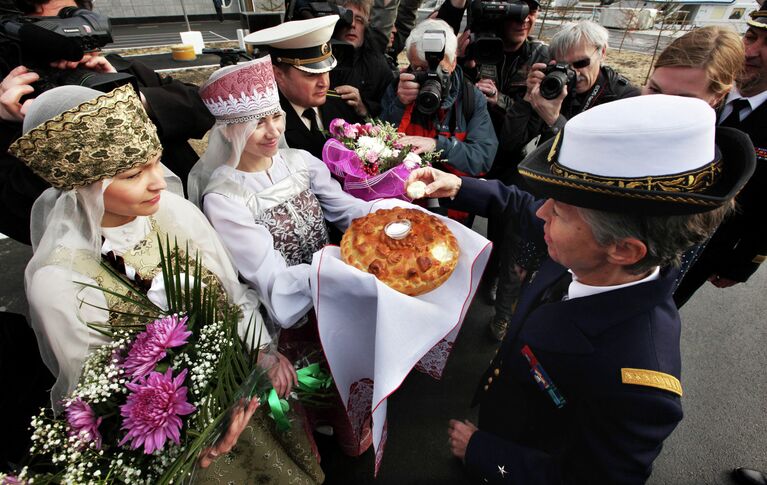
[621,368,683,397]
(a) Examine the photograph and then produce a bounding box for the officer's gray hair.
[405,19,458,64]
[577,202,734,275]
[549,20,609,60]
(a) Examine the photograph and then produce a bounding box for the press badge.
[521,345,567,408]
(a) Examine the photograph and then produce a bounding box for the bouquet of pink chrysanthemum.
[5,239,331,485]
[322,118,441,201]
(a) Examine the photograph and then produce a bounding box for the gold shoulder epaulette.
[621,368,683,397]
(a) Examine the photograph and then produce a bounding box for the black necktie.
[720,98,750,127]
[302,108,320,133]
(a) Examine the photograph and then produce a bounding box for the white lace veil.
[20,86,269,411]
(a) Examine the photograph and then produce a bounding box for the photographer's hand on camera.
[396,70,420,106]
[49,52,117,74]
[335,84,369,117]
[525,61,566,127]
[0,54,117,123]
[476,78,498,106]
[0,66,39,122]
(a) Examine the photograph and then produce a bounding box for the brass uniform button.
[487,377,493,384]
[493,368,500,377]
[484,385,489,391]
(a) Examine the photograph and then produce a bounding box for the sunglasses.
[571,47,601,69]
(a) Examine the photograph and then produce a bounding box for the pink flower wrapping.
[322,118,435,201]
[323,138,414,201]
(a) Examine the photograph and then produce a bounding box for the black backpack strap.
[449,76,476,136]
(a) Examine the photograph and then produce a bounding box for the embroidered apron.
[205,149,329,267]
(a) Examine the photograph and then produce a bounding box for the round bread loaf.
[341,207,460,296]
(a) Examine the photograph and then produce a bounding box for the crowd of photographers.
[1,0,766,482]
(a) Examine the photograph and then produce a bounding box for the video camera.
[539,62,576,100]
[410,30,450,116]
[466,0,529,66]
[0,6,135,96]
[294,2,353,30]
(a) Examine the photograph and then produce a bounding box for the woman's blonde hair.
[654,26,744,100]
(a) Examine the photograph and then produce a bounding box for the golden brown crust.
[340,208,460,296]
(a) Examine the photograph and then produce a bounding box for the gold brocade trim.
[48,218,240,327]
[549,159,723,193]
[621,368,683,397]
[275,48,332,66]
[753,255,766,264]
[49,247,150,326]
[518,168,721,206]
[119,219,240,322]
[9,84,162,191]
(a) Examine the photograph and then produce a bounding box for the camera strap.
[580,73,607,112]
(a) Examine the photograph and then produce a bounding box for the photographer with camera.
[502,21,639,157]
[380,19,497,178]
[483,21,638,342]
[437,0,548,178]
[0,0,214,244]
[327,0,394,118]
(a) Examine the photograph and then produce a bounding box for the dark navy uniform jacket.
[448,178,684,485]
[280,92,362,160]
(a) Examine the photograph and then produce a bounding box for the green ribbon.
[265,388,290,431]
[296,363,333,392]
[262,363,332,431]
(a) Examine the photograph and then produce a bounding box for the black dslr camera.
[540,63,576,100]
[410,30,450,115]
[466,0,529,66]
[0,7,135,96]
[539,62,578,99]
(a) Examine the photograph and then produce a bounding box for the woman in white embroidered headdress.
[189,56,376,456]
[13,84,324,483]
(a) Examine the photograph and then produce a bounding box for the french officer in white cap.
[245,16,363,159]
[406,94,756,484]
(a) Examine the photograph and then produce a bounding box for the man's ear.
[606,238,647,267]
[273,66,285,85]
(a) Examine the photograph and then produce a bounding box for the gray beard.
[738,70,767,97]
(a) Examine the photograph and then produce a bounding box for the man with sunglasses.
[329,0,395,118]
[483,21,639,343]
[502,21,639,157]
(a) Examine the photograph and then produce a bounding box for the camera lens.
[416,79,442,115]
[540,71,568,100]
